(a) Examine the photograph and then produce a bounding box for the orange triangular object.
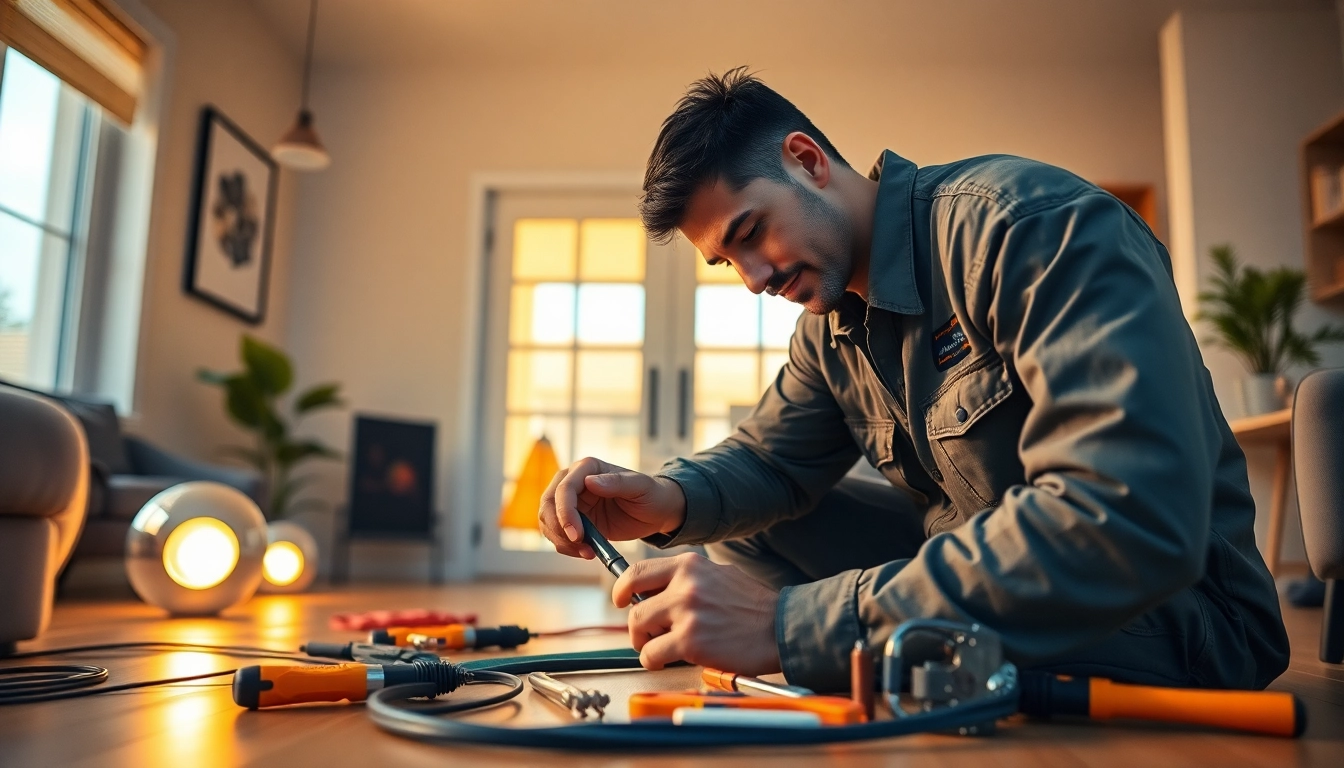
[499,435,561,530]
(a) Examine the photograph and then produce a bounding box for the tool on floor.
[1016,672,1305,738]
[628,690,866,725]
[231,660,522,711]
[369,624,532,650]
[579,513,649,603]
[300,641,440,665]
[700,668,813,698]
[882,618,1308,738]
[527,671,610,719]
[851,638,875,721]
[329,610,477,632]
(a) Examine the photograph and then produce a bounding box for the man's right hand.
[538,457,687,559]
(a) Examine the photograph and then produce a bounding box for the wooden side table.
[1228,409,1293,576]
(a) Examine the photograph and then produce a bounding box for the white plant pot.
[257,520,319,593]
[1239,373,1285,417]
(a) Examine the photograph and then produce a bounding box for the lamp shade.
[499,436,560,530]
[272,110,330,171]
[258,520,320,593]
[125,482,267,615]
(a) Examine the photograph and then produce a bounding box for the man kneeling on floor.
[538,68,1290,693]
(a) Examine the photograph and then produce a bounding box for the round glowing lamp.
[258,520,319,593]
[125,482,267,615]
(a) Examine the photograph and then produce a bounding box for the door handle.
[677,368,689,440]
[647,367,659,438]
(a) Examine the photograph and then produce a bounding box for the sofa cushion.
[56,398,133,475]
[105,476,180,520]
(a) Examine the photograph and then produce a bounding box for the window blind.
[0,0,146,124]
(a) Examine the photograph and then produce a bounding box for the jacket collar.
[829,150,925,341]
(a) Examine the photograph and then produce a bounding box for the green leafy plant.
[1197,245,1344,374]
[198,335,344,519]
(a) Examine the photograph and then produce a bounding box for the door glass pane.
[579,219,645,281]
[575,350,642,414]
[694,351,759,417]
[576,284,644,345]
[503,415,572,479]
[695,286,759,348]
[0,50,62,225]
[506,350,572,412]
[510,283,575,346]
[761,350,791,392]
[513,219,577,280]
[694,418,731,453]
[695,252,741,284]
[574,416,640,469]
[761,295,803,348]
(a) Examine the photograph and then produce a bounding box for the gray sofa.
[0,385,87,652]
[53,395,265,560]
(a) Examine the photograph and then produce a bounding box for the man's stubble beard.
[791,180,853,316]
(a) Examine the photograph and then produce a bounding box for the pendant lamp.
[273,0,330,171]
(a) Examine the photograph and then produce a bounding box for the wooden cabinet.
[1301,111,1344,307]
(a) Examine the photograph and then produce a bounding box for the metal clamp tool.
[528,672,610,720]
[882,618,1018,735]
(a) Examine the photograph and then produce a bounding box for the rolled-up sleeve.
[791,192,1220,691]
[648,315,861,549]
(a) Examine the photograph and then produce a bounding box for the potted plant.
[199,335,344,518]
[1197,245,1344,416]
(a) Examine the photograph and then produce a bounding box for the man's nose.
[737,257,771,295]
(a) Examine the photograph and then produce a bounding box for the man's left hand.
[613,552,782,676]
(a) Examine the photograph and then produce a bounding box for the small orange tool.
[232,662,470,709]
[701,668,814,698]
[368,624,531,650]
[629,691,865,726]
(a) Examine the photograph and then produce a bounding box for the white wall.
[1161,7,1344,567]
[127,0,302,459]
[285,53,1167,579]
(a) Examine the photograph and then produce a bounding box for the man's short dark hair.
[639,67,850,244]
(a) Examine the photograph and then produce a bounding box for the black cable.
[388,670,525,715]
[0,642,330,706]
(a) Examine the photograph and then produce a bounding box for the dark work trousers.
[704,476,1288,689]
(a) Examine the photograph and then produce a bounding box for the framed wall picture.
[184,106,278,324]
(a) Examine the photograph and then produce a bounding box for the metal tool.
[700,668,813,698]
[882,618,1015,735]
[528,671,610,719]
[300,641,440,665]
[579,513,648,603]
[851,638,875,721]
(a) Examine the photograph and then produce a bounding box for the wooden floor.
[2,579,1342,767]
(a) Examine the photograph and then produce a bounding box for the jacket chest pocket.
[845,418,896,471]
[923,357,1027,509]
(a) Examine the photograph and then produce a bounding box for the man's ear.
[782,132,831,189]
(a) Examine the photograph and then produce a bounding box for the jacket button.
[955,406,968,424]
[931,468,944,482]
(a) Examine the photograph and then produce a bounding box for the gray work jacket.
[653,151,1290,692]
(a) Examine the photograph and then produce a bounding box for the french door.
[476,188,801,576]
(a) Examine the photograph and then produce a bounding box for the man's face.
[680,175,854,315]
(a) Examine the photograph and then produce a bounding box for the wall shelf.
[1301,110,1344,309]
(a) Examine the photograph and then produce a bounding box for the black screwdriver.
[579,513,647,604]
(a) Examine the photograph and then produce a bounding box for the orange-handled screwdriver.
[701,668,814,698]
[232,661,469,709]
[629,691,866,725]
[368,624,532,650]
[1019,673,1306,737]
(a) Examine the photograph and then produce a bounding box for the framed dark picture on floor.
[184,105,277,324]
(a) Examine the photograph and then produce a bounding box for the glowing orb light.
[258,520,319,593]
[125,482,266,615]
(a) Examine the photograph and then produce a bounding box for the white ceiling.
[245,0,1335,72]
